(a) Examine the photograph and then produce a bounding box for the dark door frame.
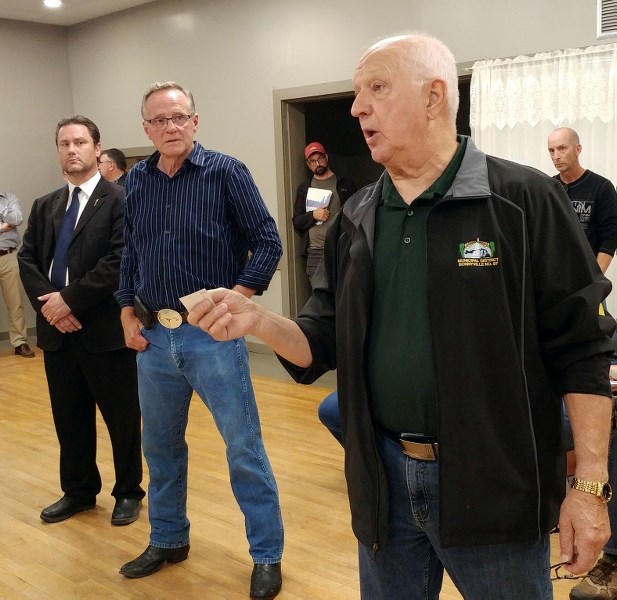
[273,80,354,318]
[273,68,473,319]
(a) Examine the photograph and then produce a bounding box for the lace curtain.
[470,44,617,314]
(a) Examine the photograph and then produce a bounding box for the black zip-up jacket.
[292,175,357,257]
[280,138,614,550]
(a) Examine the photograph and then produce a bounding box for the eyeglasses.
[548,562,585,581]
[144,114,193,130]
[306,153,326,166]
[98,160,113,165]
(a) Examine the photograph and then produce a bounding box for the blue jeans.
[358,431,552,599]
[137,323,283,562]
[318,390,343,445]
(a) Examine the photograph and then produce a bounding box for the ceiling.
[0,0,158,27]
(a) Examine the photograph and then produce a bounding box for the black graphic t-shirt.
[555,170,617,257]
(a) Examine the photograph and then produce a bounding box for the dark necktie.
[51,186,81,289]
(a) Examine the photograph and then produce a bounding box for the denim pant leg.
[318,390,343,445]
[359,433,445,600]
[437,532,552,599]
[137,326,193,548]
[359,432,553,600]
[180,326,284,563]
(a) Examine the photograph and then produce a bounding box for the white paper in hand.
[305,187,332,211]
[179,288,213,312]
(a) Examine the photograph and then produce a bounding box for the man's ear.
[426,79,447,120]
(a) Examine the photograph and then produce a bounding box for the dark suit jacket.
[18,178,127,352]
[115,172,127,187]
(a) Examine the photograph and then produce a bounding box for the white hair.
[364,32,460,123]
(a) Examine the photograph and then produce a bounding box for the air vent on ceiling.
[599,0,617,38]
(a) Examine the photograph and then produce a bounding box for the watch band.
[570,477,612,503]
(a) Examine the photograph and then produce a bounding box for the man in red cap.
[293,142,356,283]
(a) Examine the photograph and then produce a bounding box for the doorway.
[274,76,471,318]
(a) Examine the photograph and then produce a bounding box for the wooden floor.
[0,344,579,599]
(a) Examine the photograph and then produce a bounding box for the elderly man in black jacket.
[186,33,615,600]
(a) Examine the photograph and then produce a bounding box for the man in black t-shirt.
[548,127,617,273]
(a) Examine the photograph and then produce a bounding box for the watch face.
[603,482,613,502]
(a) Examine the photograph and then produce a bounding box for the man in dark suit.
[18,116,144,526]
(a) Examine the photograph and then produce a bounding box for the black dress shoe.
[119,544,190,578]
[40,495,95,523]
[15,343,35,358]
[111,498,142,526]
[250,563,282,600]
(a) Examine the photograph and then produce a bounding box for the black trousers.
[43,336,144,503]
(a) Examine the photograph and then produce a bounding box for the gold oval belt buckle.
[157,308,183,329]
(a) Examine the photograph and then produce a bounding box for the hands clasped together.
[38,291,82,333]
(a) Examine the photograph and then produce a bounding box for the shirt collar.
[69,171,101,200]
[146,141,207,171]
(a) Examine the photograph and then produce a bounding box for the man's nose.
[351,92,368,117]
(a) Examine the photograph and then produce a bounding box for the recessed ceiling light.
[44,0,62,8]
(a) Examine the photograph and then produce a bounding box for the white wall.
[0,0,612,334]
[408,0,604,62]
[0,19,73,334]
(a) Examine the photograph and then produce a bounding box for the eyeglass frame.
[144,114,194,130]
[547,561,585,581]
[98,160,114,165]
[306,153,327,166]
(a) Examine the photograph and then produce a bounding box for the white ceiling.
[0,0,158,27]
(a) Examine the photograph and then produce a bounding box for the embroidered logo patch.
[458,239,499,267]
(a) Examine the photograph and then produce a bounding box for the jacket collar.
[344,137,491,228]
[342,137,491,255]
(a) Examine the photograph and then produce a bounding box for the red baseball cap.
[304,142,326,160]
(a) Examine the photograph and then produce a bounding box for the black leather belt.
[0,247,16,256]
[381,428,439,461]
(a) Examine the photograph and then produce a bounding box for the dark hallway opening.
[285,77,472,315]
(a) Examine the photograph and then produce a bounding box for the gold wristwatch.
[570,477,612,503]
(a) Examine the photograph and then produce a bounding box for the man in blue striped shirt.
[115,81,284,600]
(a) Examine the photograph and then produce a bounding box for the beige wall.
[0,19,72,334]
[0,0,612,335]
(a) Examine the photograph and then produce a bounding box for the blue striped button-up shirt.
[116,142,282,311]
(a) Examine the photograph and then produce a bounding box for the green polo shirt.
[368,136,467,436]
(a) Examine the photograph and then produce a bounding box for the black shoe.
[111,498,142,526]
[250,563,282,600]
[119,545,190,578]
[15,343,35,358]
[40,495,95,523]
